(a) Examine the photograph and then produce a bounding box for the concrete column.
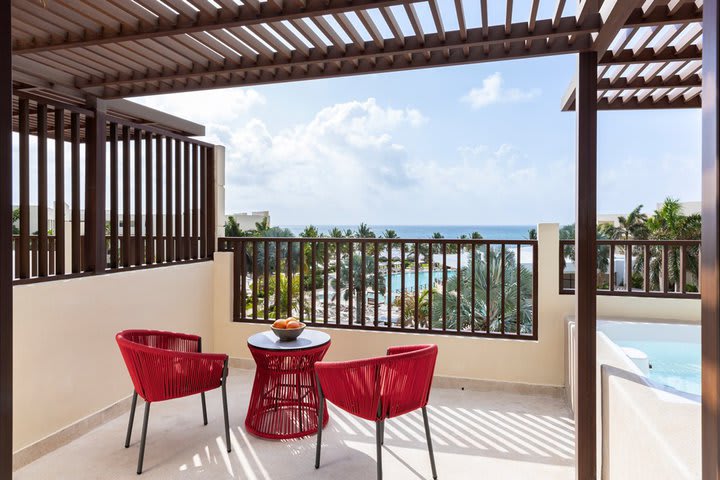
[213,146,226,248]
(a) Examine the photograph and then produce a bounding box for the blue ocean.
[279,225,534,240]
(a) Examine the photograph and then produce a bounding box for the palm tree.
[355,223,376,238]
[430,246,534,334]
[300,225,320,238]
[527,228,537,240]
[393,289,430,328]
[250,273,301,319]
[470,231,483,239]
[333,253,386,323]
[381,229,399,239]
[224,216,242,237]
[431,232,444,255]
[598,205,649,240]
[328,227,345,238]
[254,217,270,236]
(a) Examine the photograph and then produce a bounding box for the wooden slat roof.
[9,0,704,110]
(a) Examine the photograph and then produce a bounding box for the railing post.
[84,99,107,273]
[210,145,225,255]
[0,1,13,475]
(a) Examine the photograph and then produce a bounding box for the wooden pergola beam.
[79,16,601,92]
[599,44,702,65]
[598,73,701,90]
[12,0,425,54]
[102,31,595,98]
[593,0,644,54]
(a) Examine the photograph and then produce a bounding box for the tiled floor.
[15,370,575,479]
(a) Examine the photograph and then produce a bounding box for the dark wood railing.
[220,237,538,339]
[559,239,701,298]
[12,92,215,284]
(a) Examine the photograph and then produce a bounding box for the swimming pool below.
[599,321,701,397]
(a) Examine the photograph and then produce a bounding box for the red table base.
[245,342,330,439]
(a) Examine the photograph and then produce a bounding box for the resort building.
[1,2,717,480]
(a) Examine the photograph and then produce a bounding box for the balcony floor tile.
[15,370,575,479]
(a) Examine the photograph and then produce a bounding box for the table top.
[247,329,331,351]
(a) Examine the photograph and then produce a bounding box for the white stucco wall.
[13,261,215,452]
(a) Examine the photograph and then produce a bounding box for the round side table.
[245,329,331,439]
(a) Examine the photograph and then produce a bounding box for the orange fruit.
[286,320,301,329]
[272,319,287,329]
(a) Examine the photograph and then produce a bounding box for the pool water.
[615,339,701,396]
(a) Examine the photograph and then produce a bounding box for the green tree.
[355,223,376,238]
[300,225,320,238]
[250,273,301,319]
[12,208,19,235]
[328,227,345,238]
[598,205,649,240]
[527,228,537,240]
[430,246,534,334]
[254,217,270,235]
[470,231,483,239]
[394,289,430,328]
[381,229,399,239]
[224,216,242,237]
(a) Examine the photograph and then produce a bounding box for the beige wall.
[13,262,214,452]
[213,223,568,386]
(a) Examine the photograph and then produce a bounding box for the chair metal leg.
[125,391,138,448]
[315,381,324,469]
[380,420,385,445]
[422,407,438,480]
[137,401,151,475]
[221,359,231,453]
[201,392,208,426]
[376,420,384,480]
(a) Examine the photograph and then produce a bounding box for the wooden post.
[0,0,13,475]
[84,100,107,273]
[701,2,720,478]
[576,50,598,480]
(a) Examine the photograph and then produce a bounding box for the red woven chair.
[314,344,439,480]
[116,330,231,475]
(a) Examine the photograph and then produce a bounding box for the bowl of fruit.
[271,317,306,341]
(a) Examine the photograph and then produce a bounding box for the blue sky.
[136,53,701,226]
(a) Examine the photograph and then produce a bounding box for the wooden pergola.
[0,1,715,479]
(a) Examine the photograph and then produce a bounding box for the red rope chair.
[314,344,439,480]
[116,330,231,475]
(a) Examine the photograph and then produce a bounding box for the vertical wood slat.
[500,244,505,334]
[662,244,670,293]
[299,241,304,323]
[516,244,521,335]
[54,108,65,275]
[680,245,687,293]
[31,237,37,277]
[323,243,329,324]
[400,242,405,329]
[13,238,18,280]
[442,242,447,331]
[414,242,419,330]
[70,113,81,273]
[252,242,258,320]
[486,244,491,334]
[233,240,241,320]
[109,123,119,269]
[471,243,476,333]
[122,125,131,268]
[192,144,199,259]
[373,244,379,326]
[310,241,316,323]
[457,243,461,333]
[199,146,206,258]
[18,98,29,279]
[84,105,107,273]
[348,241,353,325]
[287,241,293,317]
[240,240,246,319]
[428,242,433,331]
[205,147,216,257]
[155,135,164,263]
[532,242,538,337]
[360,242,366,326]
[134,128,143,266]
[175,139,182,261]
[183,142,191,260]
[37,103,48,277]
[336,241,341,325]
[264,240,270,321]
[644,244,650,292]
[275,240,281,320]
[387,241,392,329]
[625,244,633,292]
[145,131,154,264]
[609,244,615,291]
[166,137,174,262]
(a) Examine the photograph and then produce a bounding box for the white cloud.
[132,89,266,128]
[220,98,428,223]
[461,73,541,109]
